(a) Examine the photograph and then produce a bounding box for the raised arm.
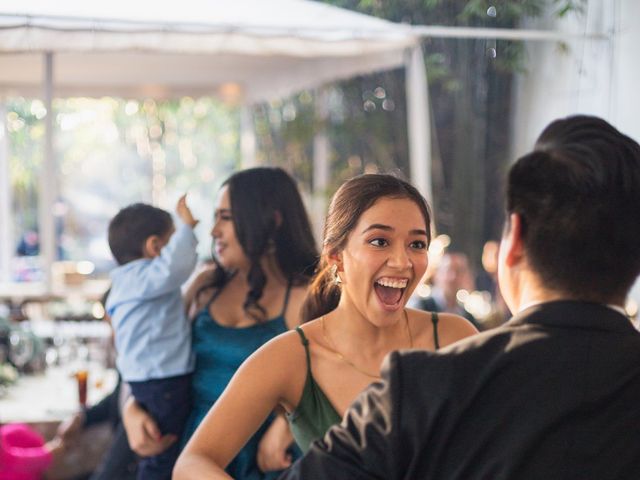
[173,332,304,479]
[115,195,199,302]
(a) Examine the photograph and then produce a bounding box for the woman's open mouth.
[374,277,409,309]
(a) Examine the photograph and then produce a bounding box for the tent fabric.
[0,0,419,102]
[0,0,432,290]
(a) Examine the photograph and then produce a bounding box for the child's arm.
[177,194,198,228]
[129,195,200,298]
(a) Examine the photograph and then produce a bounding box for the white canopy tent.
[0,0,426,101]
[0,0,432,292]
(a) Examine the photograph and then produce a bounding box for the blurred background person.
[476,240,511,328]
[412,251,481,330]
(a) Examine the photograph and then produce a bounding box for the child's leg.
[129,374,192,480]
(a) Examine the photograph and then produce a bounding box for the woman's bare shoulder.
[283,284,310,329]
[252,320,323,371]
[242,328,309,408]
[406,308,478,348]
[434,312,479,346]
[184,265,217,312]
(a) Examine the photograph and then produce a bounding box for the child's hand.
[177,194,198,228]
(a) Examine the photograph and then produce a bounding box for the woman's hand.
[55,411,85,446]
[122,397,177,457]
[256,414,294,472]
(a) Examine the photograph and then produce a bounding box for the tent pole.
[240,106,257,168]
[40,52,55,294]
[405,44,432,204]
[312,88,330,245]
[0,103,11,284]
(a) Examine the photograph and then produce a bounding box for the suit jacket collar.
[506,300,637,334]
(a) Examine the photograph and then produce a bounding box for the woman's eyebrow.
[361,224,428,236]
[361,223,393,234]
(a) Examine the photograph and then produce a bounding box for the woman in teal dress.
[123,167,318,479]
[174,174,479,479]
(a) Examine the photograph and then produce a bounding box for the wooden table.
[1,365,119,480]
[0,365,117,424]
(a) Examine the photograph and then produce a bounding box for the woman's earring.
[330,264,342,286]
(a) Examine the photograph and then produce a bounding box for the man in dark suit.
[279,115,640,480]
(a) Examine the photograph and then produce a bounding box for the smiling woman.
[173,174,479,480]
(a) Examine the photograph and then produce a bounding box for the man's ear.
[502,213,525,267]
[143,235,162,258]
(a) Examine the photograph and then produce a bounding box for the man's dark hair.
[506,115,640,301]
[108,203,173,265]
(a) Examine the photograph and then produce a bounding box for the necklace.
[321,310,413,380]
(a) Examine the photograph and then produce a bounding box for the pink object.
[0,424,52,480]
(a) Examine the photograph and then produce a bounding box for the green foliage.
[7,96,239,266]
[460,0,547,24]
[6,98,45,233]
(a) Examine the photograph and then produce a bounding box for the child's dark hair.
[108,203,173,265]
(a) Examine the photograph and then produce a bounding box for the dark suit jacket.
[280,301,640,480]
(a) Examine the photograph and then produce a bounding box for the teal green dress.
[182,285,296,479]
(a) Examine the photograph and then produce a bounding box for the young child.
[106,195,198,479]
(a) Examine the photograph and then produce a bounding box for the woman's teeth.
[375,278,408,289]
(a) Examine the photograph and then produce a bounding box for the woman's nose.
[387,245,411,269]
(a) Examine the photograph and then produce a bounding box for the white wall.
[512,0,640,309]
[613,0,640,311]
[512,0,617,157]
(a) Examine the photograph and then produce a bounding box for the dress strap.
[432,311,440,350]
[279,279,293,317]
[294,327,312,372]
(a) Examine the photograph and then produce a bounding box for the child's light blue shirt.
[106,221,198,382]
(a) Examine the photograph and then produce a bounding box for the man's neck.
[514,279,625,314]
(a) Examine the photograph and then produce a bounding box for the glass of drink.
[75,369,89,407]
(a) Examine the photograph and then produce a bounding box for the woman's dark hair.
[507,115,640,301]
[199,167,318,320]
[301,173,432,321]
